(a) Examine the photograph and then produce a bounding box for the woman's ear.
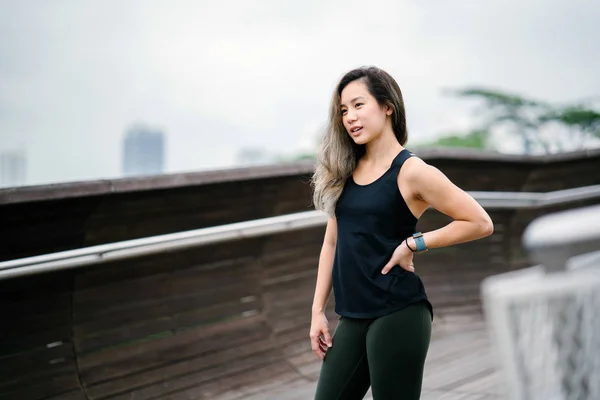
[385,103,394,116]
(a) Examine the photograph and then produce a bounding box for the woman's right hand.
[309,311,332,360]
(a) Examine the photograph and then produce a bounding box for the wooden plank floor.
[212,316,506,400]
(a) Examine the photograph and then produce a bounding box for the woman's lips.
[350,127,363,136]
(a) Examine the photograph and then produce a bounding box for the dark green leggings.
[314,301,432,400]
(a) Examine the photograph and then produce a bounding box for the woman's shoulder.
[401,152,428,177]
[399,153,450,189]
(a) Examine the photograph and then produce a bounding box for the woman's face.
[339,79,391,145]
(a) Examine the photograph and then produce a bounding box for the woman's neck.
[363,129,403,165]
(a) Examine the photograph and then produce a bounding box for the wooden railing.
[1,148,599,400]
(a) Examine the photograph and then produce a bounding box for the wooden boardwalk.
[209,316,506,400]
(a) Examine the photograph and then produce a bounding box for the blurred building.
[0,150,26,188]
[122,125,165,177]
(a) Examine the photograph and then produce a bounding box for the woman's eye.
[341,109,347,116]
[355,103,363,108]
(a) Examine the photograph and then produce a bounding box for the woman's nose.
[346,110,357,122]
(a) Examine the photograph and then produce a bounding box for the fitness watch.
[412,232,428,253]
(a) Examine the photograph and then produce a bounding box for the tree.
[430,129,489,150]
[445,87,600,154]
[449,87,552,154]
[539,106,600,148]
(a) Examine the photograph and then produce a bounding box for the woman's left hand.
[381,240,415,274]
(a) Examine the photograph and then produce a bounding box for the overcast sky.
[1,0,599,187]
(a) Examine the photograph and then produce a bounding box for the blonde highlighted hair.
[311,66,408,217]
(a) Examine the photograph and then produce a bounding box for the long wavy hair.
[311,66,408,217]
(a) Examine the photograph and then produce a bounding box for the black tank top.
[332,149,433,319]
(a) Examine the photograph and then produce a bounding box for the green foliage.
[290,153,317,162]
[540,106,600,136]
[431,130,488,149]
[443,87,600,153]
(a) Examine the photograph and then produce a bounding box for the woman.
[309,66,494,400]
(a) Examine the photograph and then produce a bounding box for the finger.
[318,336,331,355]
[311,336,320,352]
[402,263,415,272]
[313,335,328,357]
[317,344,326,356]
[322,330,333,347]
[316,345,325,360]
[312,341,325,359]
[318,338,328,353]
[381,261,394,274]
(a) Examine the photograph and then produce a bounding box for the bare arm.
[311,217,337,314]
[383,159,493,274]
[405,158,494,250]
[309,217,337,359]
